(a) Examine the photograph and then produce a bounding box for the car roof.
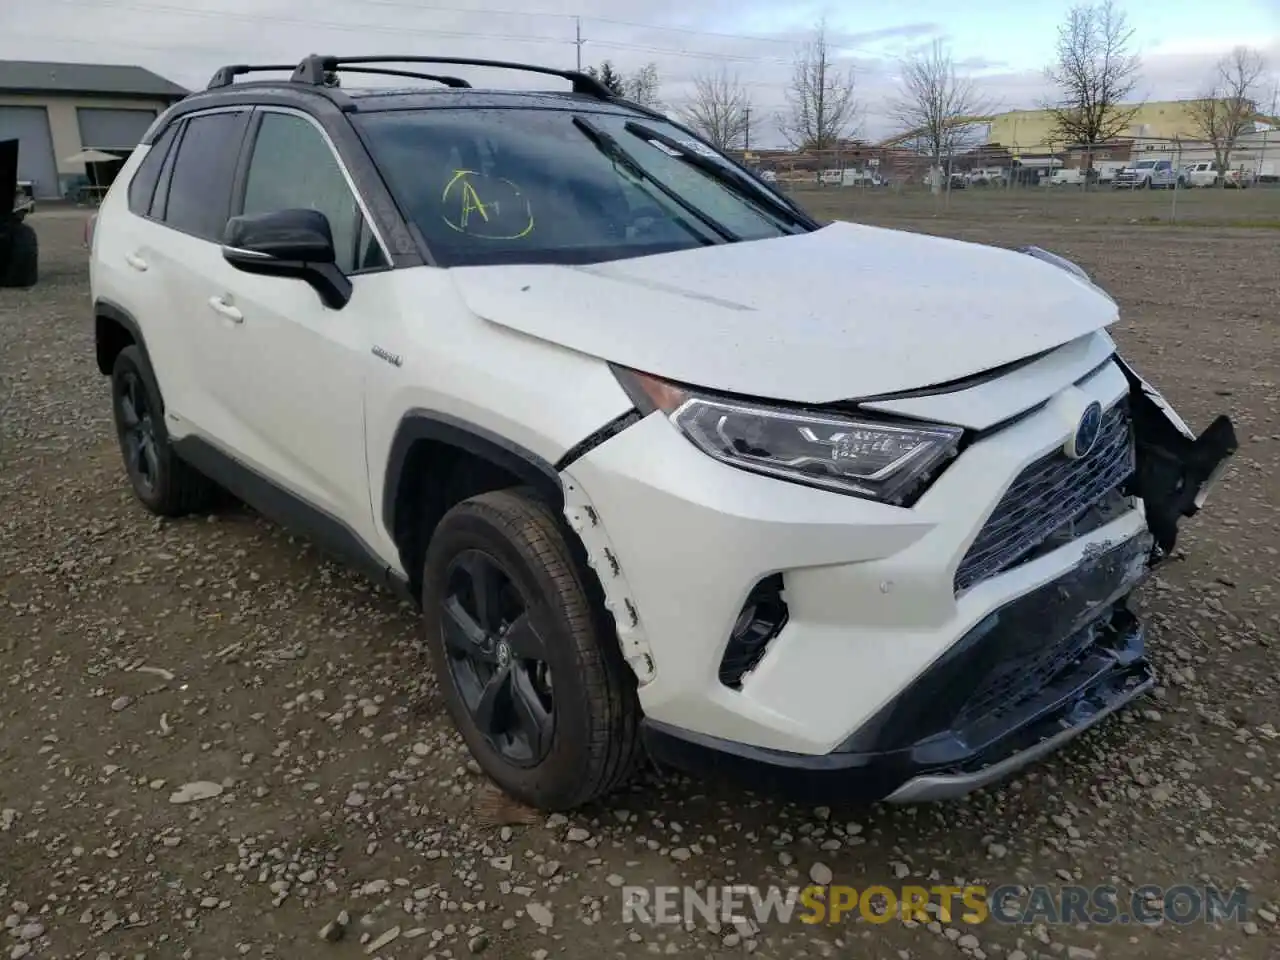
[142,80,660,145]
[338,87,644,114]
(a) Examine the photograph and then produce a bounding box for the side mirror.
[221,208,352,310]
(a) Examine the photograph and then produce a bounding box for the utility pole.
[744,105,751,152]
[574,17,583,72]
[1262,80,1278,181]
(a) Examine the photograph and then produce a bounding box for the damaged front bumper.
[642,533,1158,802]
[1118,356,1238,561]
[640,359,1238,803]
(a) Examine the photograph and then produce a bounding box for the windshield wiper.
[571,116,739,243]
[622,121,815,232]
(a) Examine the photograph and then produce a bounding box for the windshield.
[1135,160,1156,169]
[355,107,802,267]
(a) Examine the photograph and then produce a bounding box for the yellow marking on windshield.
[442,169,534,239]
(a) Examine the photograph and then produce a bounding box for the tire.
[0,222,38,288]
[110,345,217,517]
[421,488,641,811]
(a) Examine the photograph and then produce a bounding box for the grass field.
[791,181,1280,228]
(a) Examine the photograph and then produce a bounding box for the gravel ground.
[1,202,1277,960]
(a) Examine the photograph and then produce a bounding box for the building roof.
[0,60,188,100]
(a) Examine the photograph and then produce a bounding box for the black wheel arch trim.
[94,299,152,377]
[553,408,641,471]
[381,409,564,544]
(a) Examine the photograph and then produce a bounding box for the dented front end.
[1117,356,1239,563]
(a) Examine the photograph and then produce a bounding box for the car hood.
[448,220,1119,404]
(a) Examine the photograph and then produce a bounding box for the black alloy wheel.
[117,368,161,496]
[109,345,216,517]
[421,488,642,810]
[441,549,555,767]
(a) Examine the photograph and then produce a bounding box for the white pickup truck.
[819,168,882,187]
[1183,161,1220,187]
[1183,162,1256,188]
[1113,159,1184,189]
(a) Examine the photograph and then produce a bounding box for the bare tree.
[1186,46,1268,184]
[1042,0,1142,174]
[888,40,994,192]
[777,17,860,150]
[626,63,663,109]
[681,67,753,150]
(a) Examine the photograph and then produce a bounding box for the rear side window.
[162,110,251,241]
[127,123,178,216]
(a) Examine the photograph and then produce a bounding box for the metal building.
[0,60,187,199]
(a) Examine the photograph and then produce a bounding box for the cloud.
[1,0,1275,146]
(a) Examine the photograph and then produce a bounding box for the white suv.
[89,55,1238,811]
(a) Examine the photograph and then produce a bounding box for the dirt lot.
[2,191,1278,960]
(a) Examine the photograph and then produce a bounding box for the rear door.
[142,107,254,444]
[91,121,184,395]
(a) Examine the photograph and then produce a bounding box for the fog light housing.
[718,574,788,689]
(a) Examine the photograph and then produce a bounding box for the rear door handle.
[124,253,148,272]
[207,296,244,324]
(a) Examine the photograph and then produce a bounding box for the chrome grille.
[955,403,1135,592]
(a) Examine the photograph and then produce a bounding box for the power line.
[23,0,806,64]
[26,0,578,50]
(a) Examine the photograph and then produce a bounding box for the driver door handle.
[124,253,148,272]
[207,296,244,324]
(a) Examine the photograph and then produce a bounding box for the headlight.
[613,367,962,506]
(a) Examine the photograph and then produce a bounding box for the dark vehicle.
[0,139,39,288]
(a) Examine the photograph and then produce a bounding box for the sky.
[0,0,1277,146]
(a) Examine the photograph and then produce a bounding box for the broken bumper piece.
[1119,355,1238,559]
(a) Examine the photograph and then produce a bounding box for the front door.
[208,108,394,544]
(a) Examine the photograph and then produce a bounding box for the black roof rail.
[291,54,613,100]
[206,63,299,90]
[333,66,471,88]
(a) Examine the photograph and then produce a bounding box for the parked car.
[1049,168,1087,186]
[1181,162,1255,188]
[1222,168,1255,189]
[966,167,1006,186]
[1113,158,1184,189]
[1,138,39,288]
[1183,161,1220,187]
[89,53,1238,811]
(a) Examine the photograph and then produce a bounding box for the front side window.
[240,112,386,273]
[355,107,806,267]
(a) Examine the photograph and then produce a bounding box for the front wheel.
[421,488,641,811]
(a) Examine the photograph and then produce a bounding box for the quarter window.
[127,122,178,217]
[240,112,386,273]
